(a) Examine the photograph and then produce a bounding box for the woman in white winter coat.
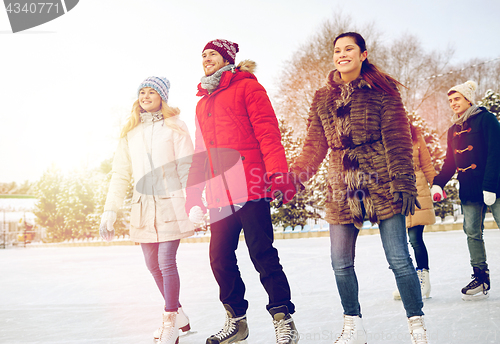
[99,76,195,344]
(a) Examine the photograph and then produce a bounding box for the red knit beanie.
[203,39,239,65]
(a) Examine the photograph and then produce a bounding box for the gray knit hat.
[137,76,170,103]
[448,80,478,104]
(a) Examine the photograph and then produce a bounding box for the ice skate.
[418,269,431,299]
[461,267,490,301]
[154,307,191,340]
[407,315,429,344]
[206,304,249,344]
[334,315,367,344]
[270,305,299,344]
[157,311,179,344]
[393,269,431,300]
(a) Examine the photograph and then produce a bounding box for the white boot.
[154,307,191,339]
[408,316,429,344]
[158,311,179,344]
[418,269,431,299]
[334,315,367,344]
[393,269,431,300]
[176,306,191,332]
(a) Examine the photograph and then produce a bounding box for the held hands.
[189,206,205,226]
[268,172,305,208]
[184,188,207,215]
[393,192,421,216]
[483,191,497,206]
[430,185,446,202]
[99,210,116,242]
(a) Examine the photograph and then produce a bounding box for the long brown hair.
[333,32,404,97]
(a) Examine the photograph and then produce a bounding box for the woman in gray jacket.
[99,76,194,344]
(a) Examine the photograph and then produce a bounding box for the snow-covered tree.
[270,118,323,228]
[478,90,500,121]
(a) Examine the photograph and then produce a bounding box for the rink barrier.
[20,214,499,247]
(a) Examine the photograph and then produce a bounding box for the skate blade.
[179,330,197,337]
[462,291,489,301]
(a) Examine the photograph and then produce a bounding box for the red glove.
[185,187,207,214]
[269,172,304,207]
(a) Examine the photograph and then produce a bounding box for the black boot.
[461,267,490,300]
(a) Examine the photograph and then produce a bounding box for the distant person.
[291,32,429,343]
[432,80,500,300]
[185,39,301,344]
[99,76,194,344]
[393,122,437,301]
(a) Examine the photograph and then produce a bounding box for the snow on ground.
[1,229,499,343]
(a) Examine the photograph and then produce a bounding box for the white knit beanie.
[448,80,478,104]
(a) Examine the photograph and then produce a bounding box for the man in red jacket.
[185,39,301,344]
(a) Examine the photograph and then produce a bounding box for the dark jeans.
[407,225,429,270]
[141,240,181,312]
[209,199,294,317]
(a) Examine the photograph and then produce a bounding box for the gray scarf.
[200,64,235,93]
[451,104,481,126]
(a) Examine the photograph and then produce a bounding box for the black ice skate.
[206,304,249,344]
[461,267,490,301]
[270,305,299,344]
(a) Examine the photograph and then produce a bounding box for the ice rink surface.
[1,229,499,343]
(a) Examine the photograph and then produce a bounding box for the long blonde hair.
[120,99,186,138]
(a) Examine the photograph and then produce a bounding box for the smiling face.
[333,36,368,83]
[138,87,162,113]
[202,49,229,76]
[448,91,471,117]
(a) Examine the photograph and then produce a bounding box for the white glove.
[99,210,116,241]
[189,206,205,224]
[484,191,497,206]
[430,185,445,202]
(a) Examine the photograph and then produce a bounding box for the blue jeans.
[462,197,500,271]
[407,225,429,270]
[141,240,181,312]
[329,214,423,318]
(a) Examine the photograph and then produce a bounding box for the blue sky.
[1,0,499,184]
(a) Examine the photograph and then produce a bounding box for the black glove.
[393,192,421,216]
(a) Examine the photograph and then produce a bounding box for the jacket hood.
[237,59,256,74]
[197,60,258,97]
[326,69,371,90]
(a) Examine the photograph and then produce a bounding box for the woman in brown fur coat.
[291,32,429,343]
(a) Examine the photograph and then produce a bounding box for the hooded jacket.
[104,115,195,243]
[406,132,437,228]
[292,70,417,229]
[187,60,288,209]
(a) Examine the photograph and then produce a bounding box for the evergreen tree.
[271,118,323,228]
[33,165,68,242]
[478,89,500,120]
[90,159,132,239]
[59,170,96,239]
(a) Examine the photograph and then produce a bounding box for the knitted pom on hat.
[137,76,170,103]
[448,80,478,104]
